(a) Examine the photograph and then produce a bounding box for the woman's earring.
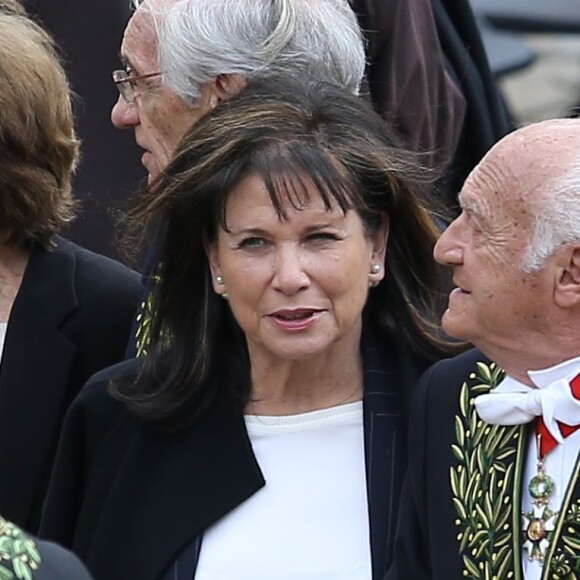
[369,264,381,287]
[216,275,225,285]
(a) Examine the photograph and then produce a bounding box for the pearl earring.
[216,275,225,285]
[371,264,381,274]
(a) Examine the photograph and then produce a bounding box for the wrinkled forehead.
[465,119,580,207]
[122,3,159,67]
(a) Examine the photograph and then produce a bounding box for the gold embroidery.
[450,362,523,579]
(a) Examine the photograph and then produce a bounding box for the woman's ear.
[204,236,227,296]
[368,213,389,285]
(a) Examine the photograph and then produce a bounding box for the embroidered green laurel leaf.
[469,411,478,439]
[451,445,465,461]
[475,504,490,527]
[476,445,485,474]
[495,507,511,531]
[468,529,488,548]
[474,537,491,560]
[455,416,465,447]
[563,535,580,551]
[463,555,481,578]
[496,548,513,577]
[459,468,467,496]
[484,494,494,522]
[453,497,467,519]
[476,362,492,383]
[450,469,460,496]
[460,382,469,418]
[495,448,516,461]
[0,567,13,580]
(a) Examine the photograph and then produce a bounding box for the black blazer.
[0,236,140,533]
[40,328,430,580]
[387,348,580,579]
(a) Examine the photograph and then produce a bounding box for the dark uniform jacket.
[388,348,580,580]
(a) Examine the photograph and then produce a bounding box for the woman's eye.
[237,237,266,249]
[306,232,339,243]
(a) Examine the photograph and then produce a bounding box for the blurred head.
[111,0,365,182]
[121,75,450,427]
[0,0,25,15]
[0,11,79,249]
[434,118,580,374]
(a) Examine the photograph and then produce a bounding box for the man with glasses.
[110,0,368,184]
[110,0,467,185]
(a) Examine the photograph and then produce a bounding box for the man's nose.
[111,95,139,129]
[434,217,464,266]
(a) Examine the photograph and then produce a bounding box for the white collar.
[494,355,580,394]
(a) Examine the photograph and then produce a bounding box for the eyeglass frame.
[112,69,162,103]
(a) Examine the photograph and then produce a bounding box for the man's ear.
[554,245,580,308]
[214,73,246,101]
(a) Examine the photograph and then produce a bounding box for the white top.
[195,401,372,580]
[499,358,580,580]
[0,323,7,362]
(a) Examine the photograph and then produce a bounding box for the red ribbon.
[536,373,580,457]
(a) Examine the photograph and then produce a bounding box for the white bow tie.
[474,377,580,444]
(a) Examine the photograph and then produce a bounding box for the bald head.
[474,118,580,203]
[462,118,580,271]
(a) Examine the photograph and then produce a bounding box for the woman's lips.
[268,309,323,331]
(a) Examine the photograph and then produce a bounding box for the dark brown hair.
[119,75,458,429]
[0,12,79,248]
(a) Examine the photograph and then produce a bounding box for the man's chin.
[441,310,471,342]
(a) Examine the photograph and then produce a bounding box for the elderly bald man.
[387,119,580,580]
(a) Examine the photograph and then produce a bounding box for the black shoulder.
[424,348,490,381]
[70,358,143,430]
[52,236,141,298]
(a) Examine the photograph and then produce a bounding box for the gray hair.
[521,159,580,272]
[140,0,365,104]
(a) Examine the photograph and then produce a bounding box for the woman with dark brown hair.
[41,75,460,580]
[0,5,140,533]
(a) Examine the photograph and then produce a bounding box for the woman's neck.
[245,340,364,416]
[0,241,30,322]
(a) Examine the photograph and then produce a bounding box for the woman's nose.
[271,248,310,294]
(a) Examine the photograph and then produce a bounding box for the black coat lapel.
[362,328,422,580]
[0,242,77,526]
[85,395,265,580]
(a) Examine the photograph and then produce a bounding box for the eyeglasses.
[112,69,162,103]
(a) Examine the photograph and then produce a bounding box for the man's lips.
[452,280,470,294]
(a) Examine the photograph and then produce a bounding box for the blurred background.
[472,0,580,122]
